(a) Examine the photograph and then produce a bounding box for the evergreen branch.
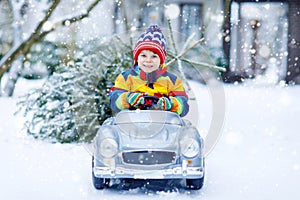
[165,37,205,67]
[115,36,132,50]
[167,19,192,90]
[167,18,178,55]
[180,58,226,72]
[181,33,196,53]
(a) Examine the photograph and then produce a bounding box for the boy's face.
[137,50,161,73]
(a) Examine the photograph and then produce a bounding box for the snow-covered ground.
[1,78,300,200]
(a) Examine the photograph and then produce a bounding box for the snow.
[1,78,300,199]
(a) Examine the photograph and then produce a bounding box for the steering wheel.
[129,96,159,110]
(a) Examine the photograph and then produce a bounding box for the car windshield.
[115,110,182,139]
[115,110,182,125]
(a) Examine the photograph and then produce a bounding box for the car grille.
[122,150,176,165]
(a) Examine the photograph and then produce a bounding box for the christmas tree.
[17,35,133,143]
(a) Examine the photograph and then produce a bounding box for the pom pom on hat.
[133,25,167,64]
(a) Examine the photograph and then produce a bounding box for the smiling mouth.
[143,65,153,68]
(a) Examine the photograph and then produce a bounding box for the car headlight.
[180,138,200,158]
[99,138,118,158]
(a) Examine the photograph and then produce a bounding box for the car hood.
[114,110,183,149]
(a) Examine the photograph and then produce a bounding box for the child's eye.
[152,55,158,58]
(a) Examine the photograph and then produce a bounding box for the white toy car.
[92,97,204,190]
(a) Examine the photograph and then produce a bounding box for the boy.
[109,25,189,117]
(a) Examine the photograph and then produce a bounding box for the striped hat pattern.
[133,25,167,64]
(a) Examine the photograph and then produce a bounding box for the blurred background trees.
[3,0,226,143]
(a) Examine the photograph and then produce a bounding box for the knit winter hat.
[133,25,167,64]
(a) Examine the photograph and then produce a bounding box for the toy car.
[92,96,205,190]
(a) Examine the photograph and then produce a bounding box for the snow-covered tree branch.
[0,0,102,96]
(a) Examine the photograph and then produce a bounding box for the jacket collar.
[132,64,167,83]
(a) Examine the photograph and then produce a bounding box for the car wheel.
[186,159,205,190]
[92,157,110,190]
[92,172,109,189]
[186,176,204,190]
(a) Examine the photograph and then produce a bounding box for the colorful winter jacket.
[109,64,189,117]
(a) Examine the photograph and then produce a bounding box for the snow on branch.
[40,0,102,38]
[0,0,102,79]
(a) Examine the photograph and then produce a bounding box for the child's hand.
[156,97,173,110]
[126,92,144,107]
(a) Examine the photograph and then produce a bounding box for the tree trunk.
[2,59,23,96]
[0,0,14,96]
[2,0,28,96]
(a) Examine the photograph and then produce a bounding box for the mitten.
[156,96,173,110]
[126,92,144,107]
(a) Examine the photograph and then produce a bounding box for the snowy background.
[1,0,299,199]
[1,77,300,200]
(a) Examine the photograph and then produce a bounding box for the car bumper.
[93,165,204,179]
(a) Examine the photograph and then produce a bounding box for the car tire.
[186,159,205,190]
[92,156,110,190]
[92,172,109,189]
[186,176,204,190]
